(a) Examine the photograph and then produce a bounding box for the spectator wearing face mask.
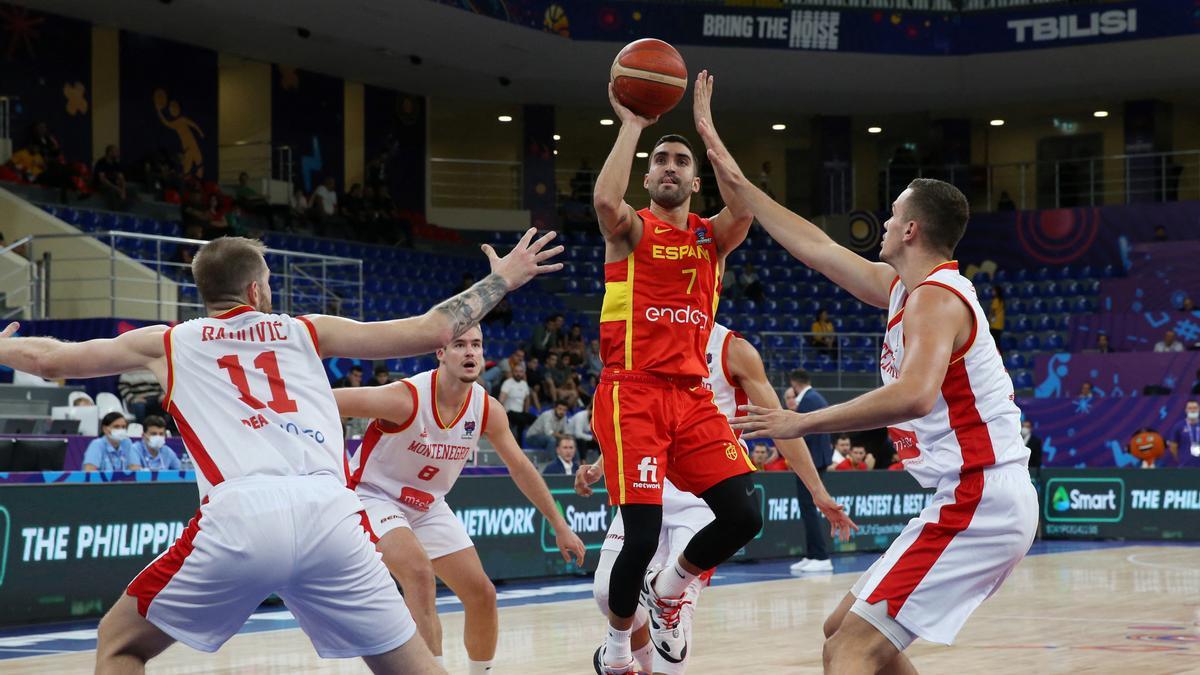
[1164,400,1200,468]
[83,412,142,471]
[132,415,181,470]
[1021,419,1043,469]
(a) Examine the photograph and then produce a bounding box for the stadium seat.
[1013,316,1032,332]
[1074,297,1095,312]
[1020,334,1040,351]
[1028,299,1047,314]
[1005,353,1028,370]
[972,271,991,284]
[1035,315,1057,331]
[993,269,1009,283]
[1013,371,1033,389]
[1034,267,1050,281]
[1045,333,1065,350]
[1000,333,1018,352]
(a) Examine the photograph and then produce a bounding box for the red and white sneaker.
[592,644,649,675]
[640,568,692,665]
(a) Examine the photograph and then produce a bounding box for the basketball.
[610,38,688,118]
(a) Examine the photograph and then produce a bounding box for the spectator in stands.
[564,324,586,361]
[786,369,835,574]
[830,434,851,465]
[118,368,165,422]
[525,356,545,409]
[83,412,142,472]
[566,401,596,461]
[28,121,76,197]
[834,444,872,471]
[7,143,46,182]
[289,186,311,230]
[132,415,181,470]
[584,338,603,379]
[483,296,513,327]
[335,365,364,388]
[541,437,580,476]
[756,161,776,200]
[1154,330,1184,353]
[1079,382,1094,399]
[181,191,208,233]
[342,183,366,225]
[500,363,536,440]
[750,445,770,471]
[996,191,1016,212]
[1021,419,1043,468]
[369,365,391,386]
[810,309,836,357]
[145,149,183,201]
[233,171,272,226]
[530,313,564,360]
[1164,400,1200,467]
[1180,296,1196,312]
[763,445,789,471]
[204,193,234,239]
[740,263,764,302]
[1095,333,1113,354]
[484,347,524,395]
[887,451,904,471]
[542,353,577,409]
[311,175,340,233]
[94,145,135,211]
[1154,225,1168,242]
[524,399,571,459]
[988,285,1005,347]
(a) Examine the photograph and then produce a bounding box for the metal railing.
[4,231,363,322]
[429,158,522,209]
[760,331,884,391]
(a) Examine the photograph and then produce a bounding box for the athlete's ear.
[643,172,651,190]
[691,175,701,194]
[244,279,260,308]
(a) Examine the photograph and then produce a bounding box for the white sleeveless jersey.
[348,369,489,512]
[704,323,749,423]
[881,262,1029,488]
[163,305,344,499]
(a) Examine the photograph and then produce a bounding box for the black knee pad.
[607,504,662,618]
[682,474,764,570]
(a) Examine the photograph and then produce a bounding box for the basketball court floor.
[2,541,1196,673]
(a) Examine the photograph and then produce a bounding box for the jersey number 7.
[217,351,299,414]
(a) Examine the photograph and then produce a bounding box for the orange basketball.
[610,39,688,118]
[1129,430,1165,462]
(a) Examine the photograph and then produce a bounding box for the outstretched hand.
[607,83,659,129]
[730,404,809,440]
[482,227,564,291]
[814,493,858,542]
[693,70,717,145]
[0,322,18,339]
[575,461,604,497]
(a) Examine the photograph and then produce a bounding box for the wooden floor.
[7,545,1199,674]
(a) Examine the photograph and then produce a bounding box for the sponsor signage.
[1039,469,1200,540]
[1044,477,1125,523]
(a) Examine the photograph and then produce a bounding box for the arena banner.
[1018,397,1193,469]
[1098,243,1200,313]
[363,85,427,216]
[1039,468,1200,541]
[271,65,343,193]
[1031,352,1200,400]
[1066,311,1200,352]
[437,0,1198,55]
[119,32,217,181]
[0,4,91,163]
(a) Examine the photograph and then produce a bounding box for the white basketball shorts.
[850,464,1038,646]
[126,474,417,657]
[601,479,715,565]
[359,492,474,560]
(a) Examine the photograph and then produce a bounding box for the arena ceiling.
[18,0,1200,114]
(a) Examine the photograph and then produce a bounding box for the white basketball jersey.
[348,369,488,512]
[704,323,748,422]
[881,262,1029,488]
[164,305,344,499]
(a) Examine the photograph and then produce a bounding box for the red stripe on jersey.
[358,510,379,544]
[913,280,977,363]
[296,315,320,356]
[213,305,256,320]
[126,502,205,616]
[865,358,993,617]
[348,421,384,491]
[889,275,901,294]
[162,326,175,410]
[169,402,224,487]
[886,309,905,330]
[719,331,737,386]
[481,393,491,434]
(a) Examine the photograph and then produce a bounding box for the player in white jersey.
[0,230,562,674]
[579,323,855,674]
[705,150,1039,673]
[334,324,586,674]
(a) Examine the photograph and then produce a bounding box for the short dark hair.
[143,415,167,430]
[835,434,852,444]
[192,237,268,308]
[556,436,575,449]
[374,365,389,375]
[652,134,695,159]
[350,365,363,373]
[555,398,570,408]
[101,411,126,429]
[905,178,969,255]
[789,369,811,384]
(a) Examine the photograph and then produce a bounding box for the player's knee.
[468,576,497,609]
[719,489,763,540]
[822,611,842,639]
[822,628,851,668]
[592,571,611,616]
[399,562,438,605]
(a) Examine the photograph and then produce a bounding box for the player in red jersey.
[0,230,560,675]
[590,71,763,673]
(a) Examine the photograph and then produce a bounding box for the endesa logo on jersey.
[645,306,709,327]
[1044,478,1125,523]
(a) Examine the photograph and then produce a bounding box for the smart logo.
[1044,478,1124,523]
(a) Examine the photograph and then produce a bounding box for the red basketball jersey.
[599,208,721,378]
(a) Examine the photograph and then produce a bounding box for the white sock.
[467,659,494,674]
[434,655,444,666]
[633,641,655,671]
[605,624,633,664]
[654,560,698,599]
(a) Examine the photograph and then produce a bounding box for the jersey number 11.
[217,351,299,414]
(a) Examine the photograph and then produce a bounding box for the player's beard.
[650,180,690,209]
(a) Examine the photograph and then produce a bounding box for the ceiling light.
[600,119,614,126]
[635,151,648,158]
[989,119,1005,127]
[553,150,558,155]
[867,126,882,134]
[1093,110,1109,118]
[553,134,561,141]
[771,123,786,131]
[497,115,512,123]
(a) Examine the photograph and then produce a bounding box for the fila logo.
[637,456,658,484]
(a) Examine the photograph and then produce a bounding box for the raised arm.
[692,71,752,259]
[485,397,586,564]
[333,381,416,428]
[593,85,657,243]
[308,228,562,359]
[0,323,167,382]
[704,137,893,308]
[731,285,969,438]
[725,337,855,540]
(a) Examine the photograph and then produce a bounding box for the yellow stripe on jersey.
[711,259,723,317]
[600,256,636,370]
[612,382,626,503]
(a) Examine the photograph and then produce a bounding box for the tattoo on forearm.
[432,273,509,338]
